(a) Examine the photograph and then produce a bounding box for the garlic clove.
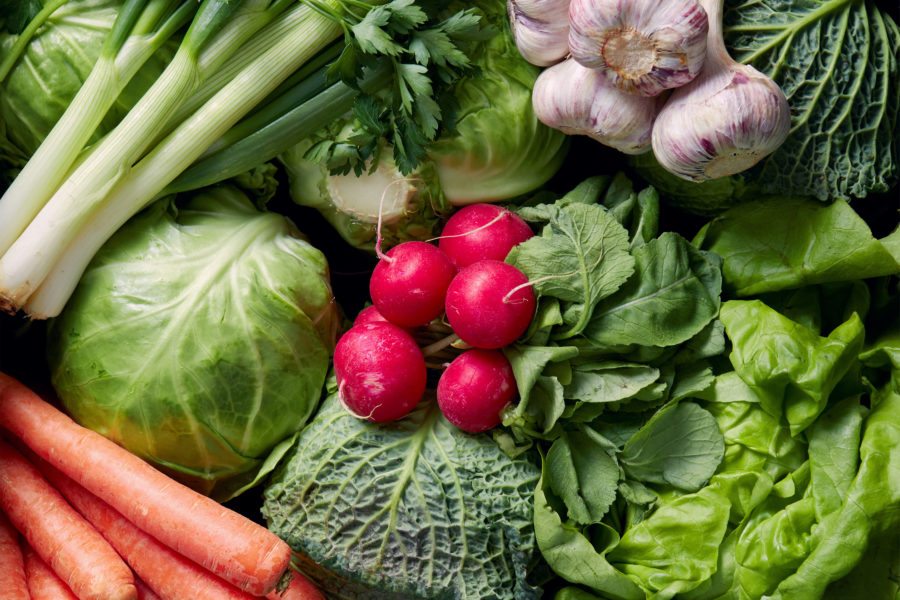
[508,0,572,67]
[568,0,708,96]
[532,58,661,154]
[651,0,791,181]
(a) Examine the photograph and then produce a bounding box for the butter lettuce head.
[47,186,339,501]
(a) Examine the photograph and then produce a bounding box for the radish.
[369,241,457,328]
[437,349,517,432]
[333,322,426,422]
[438,204,534,269]
[445,260,535,349]
[353,305,393,328]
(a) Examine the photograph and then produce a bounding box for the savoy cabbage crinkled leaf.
[262,389,541,600]
[724,0,899,200]
[633,0,899,210]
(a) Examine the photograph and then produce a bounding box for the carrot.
[265,569,325,600]
[33,455,257,600]
[0,373,291,596]
[0,437,136,600]
[134,578,162,600]
[0,510,29,600]
[21,537,80,600]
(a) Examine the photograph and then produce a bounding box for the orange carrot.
[21,536,80,600]
[34,455,257,600]
[134,578,162,600]
[265,569,325,600]
[0,509,29,600]
[0,373,291,596]
[0,437,136,600]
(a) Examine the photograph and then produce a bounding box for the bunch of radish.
[334,203,536,433]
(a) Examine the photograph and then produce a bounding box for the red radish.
[445,260,535,349]
[439,204,533,269]
[437,349,517,433]
[369,241,456,328]
[353,305,392,327]
[334,322,427,422]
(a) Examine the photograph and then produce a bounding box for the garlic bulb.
[532,58,661,154]
[568,0,708,96]
[651,0,791,181]
[508,0,572,67]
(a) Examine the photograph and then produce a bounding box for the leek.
[0,0,484,318]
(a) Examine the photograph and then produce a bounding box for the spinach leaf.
[620,402,725,492]
[545,428,620,525]
[263,390,541,600]
[509,201,635,338]
[584,233,722,348]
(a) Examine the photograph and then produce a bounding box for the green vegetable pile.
[0,0,897,599]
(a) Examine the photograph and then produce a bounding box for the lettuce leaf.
[697,197,900,296]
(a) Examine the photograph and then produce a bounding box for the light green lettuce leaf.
[719,299,865,435]
[698,197,900,296]
[768,389,900,598]
[607,485,732,599]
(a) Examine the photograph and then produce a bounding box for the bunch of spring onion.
[0,0,486,318]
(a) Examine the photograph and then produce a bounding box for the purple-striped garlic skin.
[508,0,572,67]
[568,0,708,96]
[532,58,661,154]
[651,61,791,181]
[651,0,791,181]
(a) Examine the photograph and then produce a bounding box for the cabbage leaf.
[48,186,339,501]
[263,388,542,600]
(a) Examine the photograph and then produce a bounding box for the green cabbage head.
[47,185,339,501]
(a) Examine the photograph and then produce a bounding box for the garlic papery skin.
[650,0,791,181]
[532,58,661,154]
[508,0,572,67]
[568,0,708,96]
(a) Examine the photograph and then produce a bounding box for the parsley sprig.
[301,0,493,174]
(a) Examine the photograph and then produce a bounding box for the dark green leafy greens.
[303,0,491,174]
[520,177,899,599]
[263,386,541,599]
[500,174,724,442]
[632,0,900,212]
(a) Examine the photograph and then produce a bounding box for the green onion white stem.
[0,0,193,257]
[0,0,318,312]
[23,5,344,318]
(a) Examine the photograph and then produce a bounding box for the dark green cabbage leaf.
[263,387,542,600]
